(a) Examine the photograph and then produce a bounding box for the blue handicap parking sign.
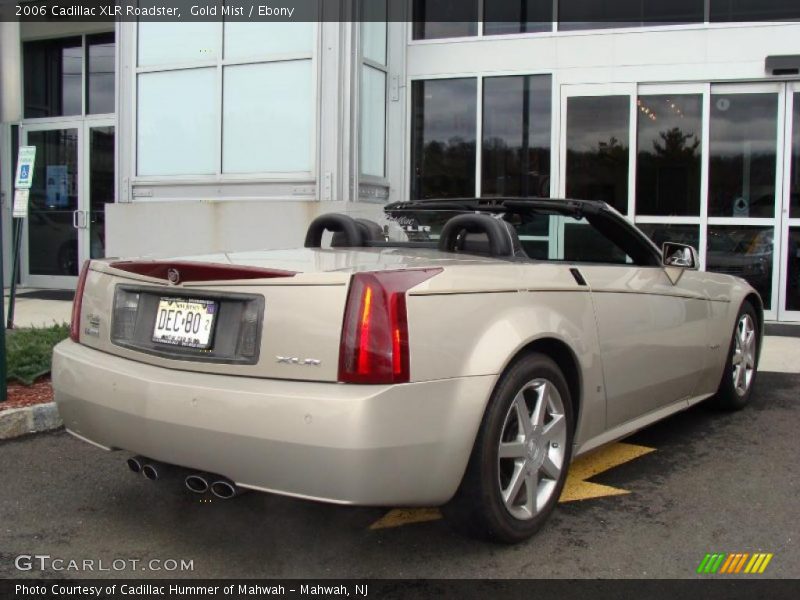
[19,164,30,181]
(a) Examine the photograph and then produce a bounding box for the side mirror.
[662,242,699,270]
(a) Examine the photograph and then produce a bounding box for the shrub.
[5,324,70,385]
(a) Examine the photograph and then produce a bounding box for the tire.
[443,353,574,544]
[711,301,759,411]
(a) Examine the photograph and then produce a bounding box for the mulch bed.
[0,376,53,412]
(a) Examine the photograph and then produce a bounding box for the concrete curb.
[0,402,63,440]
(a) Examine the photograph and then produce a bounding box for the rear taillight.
[338,269,441,384]
[70,260,91,343]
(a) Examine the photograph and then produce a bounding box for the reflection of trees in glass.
[651,127,700,159]
[637,126,700,216]
[416,137,476,199]
[565,135,628,210]
[482,137,550,197]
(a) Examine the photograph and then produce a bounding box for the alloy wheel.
[732,313,756,397]
[497,378,567,520]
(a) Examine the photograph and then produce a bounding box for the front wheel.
[443,353,573,543]
[711,301,759,411]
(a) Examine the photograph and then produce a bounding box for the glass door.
[778,83,800,321]
[85,120,116,261]
[21,123,82,288]
[20,120,115,288]
[706,83,782,321]
[558,83,636,259]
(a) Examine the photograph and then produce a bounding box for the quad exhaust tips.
[128,457,241,499]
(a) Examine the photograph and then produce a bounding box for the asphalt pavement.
[1,372,798,579]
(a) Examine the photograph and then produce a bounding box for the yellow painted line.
[369,507,442,530]
[559,442,656,502]
[369,442,655,530]
[744,554,759,573]
[758,554,773,573]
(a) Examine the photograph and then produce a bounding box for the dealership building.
[1,1,799,322]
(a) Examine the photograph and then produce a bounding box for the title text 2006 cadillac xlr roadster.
[53,198,762,543]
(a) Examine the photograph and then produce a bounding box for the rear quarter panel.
[407,263,607,447]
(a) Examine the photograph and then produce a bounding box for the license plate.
[152,298,217,349]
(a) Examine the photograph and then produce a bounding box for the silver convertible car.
[53,198,762,543]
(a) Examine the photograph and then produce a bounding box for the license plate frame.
[152,297,218,349]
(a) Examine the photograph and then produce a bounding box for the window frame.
[21,31,117,124]
[130,21,320,185]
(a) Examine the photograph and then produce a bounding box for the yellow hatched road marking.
[369,442,656,530]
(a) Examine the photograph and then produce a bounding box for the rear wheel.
[443,353,573,543]
[712,301,759,411]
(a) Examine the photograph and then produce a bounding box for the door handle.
[72,210,80,229]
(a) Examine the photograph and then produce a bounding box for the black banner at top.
[2,0,800,23]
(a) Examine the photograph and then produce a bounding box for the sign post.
[7,145,35,330]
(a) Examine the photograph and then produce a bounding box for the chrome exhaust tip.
[141,461,171,481]
[126,456,145,474]
[185,473,210,494]
[210,478,240,500]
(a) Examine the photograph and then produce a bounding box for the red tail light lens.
[70,260,91,343]
[338,269,441,384]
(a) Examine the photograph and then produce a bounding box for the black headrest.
[331,218,384,247]
[305,214,365,248]
[438,214,522,258]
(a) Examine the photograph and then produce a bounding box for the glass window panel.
[224,22,314,60]
[710,0,800,21]
[484,0,553,35]
[360,66,386,178]
[138,22,219,66]
[410,78,477,199]
[564,221,632,264]
[361,0,387,64]
[412,0,478,39]
[636,223,699,251]
[223,61,313,174]
[23,37,83,118]
[787,228,800,312]
[565,95,629,212]
[137,68,217,176]
[791,95,800,218]
[89,126,115,259]
[636,94,702,216]
[709,93,778,218]
[559,0,704,30]
[707,225,773,306]
[482,74,551,197]
[26,129,79,276]
[87,33,115,115]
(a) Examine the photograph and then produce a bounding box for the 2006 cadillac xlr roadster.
[53,198,762,543]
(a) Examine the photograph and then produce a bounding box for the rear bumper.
[52,341,493,506]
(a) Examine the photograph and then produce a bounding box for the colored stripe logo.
[697,553,774,574]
